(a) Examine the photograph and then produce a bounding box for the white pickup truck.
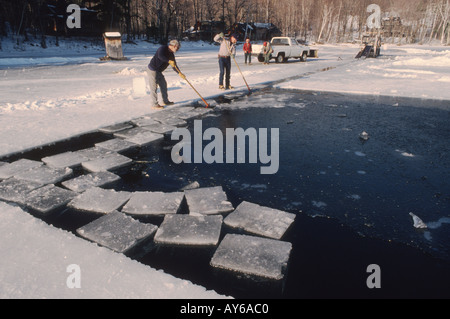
[252,37,316,63]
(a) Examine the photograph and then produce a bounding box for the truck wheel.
[276,53,285,63]
[300,52,308,62]
[258,54,264,63]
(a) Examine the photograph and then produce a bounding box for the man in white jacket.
[214,33,237,90]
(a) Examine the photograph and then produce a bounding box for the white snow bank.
[278,44,450,100]
[0,202,227,299]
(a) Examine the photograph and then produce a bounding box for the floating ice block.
[210,234,292,280]
[178,107,212,120]
[82,153,133,173]
[155,117,187,127]
[68,187,131,214]
[113,127,149,139]
[62,171,121,193]
[25,184,77,215]
[141,123,177,134]
[224,201,296,240]
[184,186,234,215]
[122,191,184,216]
[95,138,138,153]
[0,178,43,204]
[14,165,73,185]
[132,117,159,127]
[77,211,158,253]
[154,214,223,247]
[42,151,89,169]
[99,122,134,134]
[0,159,43,180]
[73,147,112,161]
[124,131,164,147]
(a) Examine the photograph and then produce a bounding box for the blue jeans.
[219,56,231,87]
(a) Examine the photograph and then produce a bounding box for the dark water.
[115,89,450,298]
[4,89,450,298]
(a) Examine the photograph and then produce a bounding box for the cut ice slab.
[82,153,133,173]
[122,191,184,216]
[154,214,223,247]
[68,187,131,214]
[25,184,77,216]
[14,165,73,185]
[0,178,43,204]
[0,159,42,180]
[184,186,234,215]
[132,117,159,127]
[224,201,296,240]
[77,211,158,254]
[42,151,89,169]
[142,123,177,134]
[114,127,164,147]
[62,171,121,193]
[95,138,138,154]
[210,234,293,281]
[99,122,134,134]
[155,117,187,127]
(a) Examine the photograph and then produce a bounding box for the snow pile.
[279,44,450,100]
[0,201,227,299]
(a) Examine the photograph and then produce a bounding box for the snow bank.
[278,44,450,100]
[0,201,227,299]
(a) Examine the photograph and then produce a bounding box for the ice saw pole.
[174,65,210,108]
[226,37,252,94]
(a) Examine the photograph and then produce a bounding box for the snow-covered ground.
[1,37,449,298]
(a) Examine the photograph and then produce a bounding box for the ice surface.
[155,117,188,127]
[42,151,89,169]
[178,107,212,120]
[68,187,131,214]
[62,171,121,193]
[74,147,113,161]
[184,186,234,215]
[113,127,149,139]
[95,138,138,153]
[14,165,73,185]
[0,159,43,180]
[132,117,159,127]
[142,123,177,134]
[151,107,195,122]
[224,201,296,240]
[409,212,428,229]
[81,153,133,173]
[0,178,43,204]
[25,184,77,215]
[0,201,226,299]
[98,122,134,134]
[210,234,292,280]
[121,128,164,146]
[154,214,223,246]
[76,211,158,253]
[122,191,185,216]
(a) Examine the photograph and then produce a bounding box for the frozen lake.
[1,88,449,298]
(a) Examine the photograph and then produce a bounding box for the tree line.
[0,0,449,47]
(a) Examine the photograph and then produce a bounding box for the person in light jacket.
[214,33,237,90]
[262,41,273,65]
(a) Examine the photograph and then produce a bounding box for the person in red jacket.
[243,37,252,65]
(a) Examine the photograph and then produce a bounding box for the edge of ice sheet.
[0,201,228,299]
